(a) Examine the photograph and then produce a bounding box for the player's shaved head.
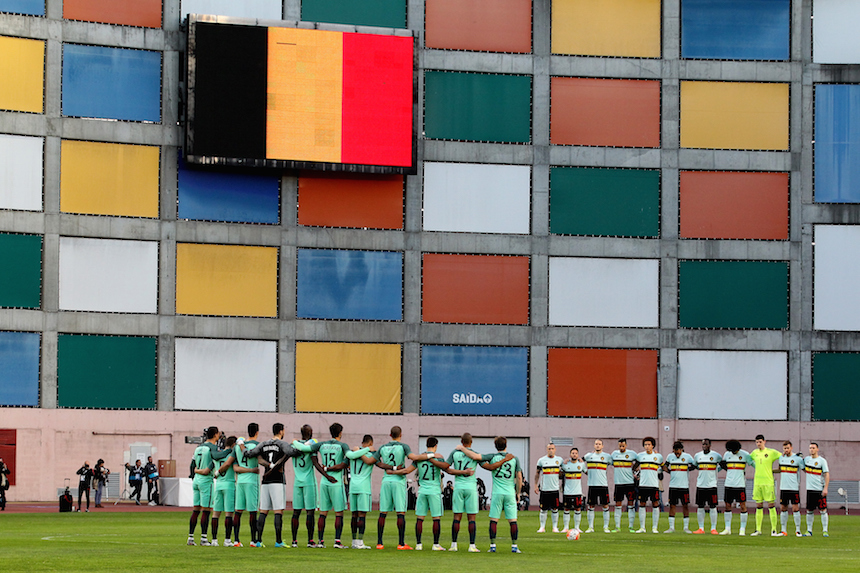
[461,432,473,446]
[390,426,402,439]
[300,425,313,440]
[494,436,507,451]
[330,423,343,438]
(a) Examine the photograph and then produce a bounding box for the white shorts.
[260,483,286,511]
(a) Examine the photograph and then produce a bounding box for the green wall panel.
[813,353,860,421]
[424,71,531,143]
[0,233,41,309]
[58,334,156,409]
[301,0,407,28]
[550,167,660,237]
[679,261,788,329]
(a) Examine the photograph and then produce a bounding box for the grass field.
[1,510,857,572]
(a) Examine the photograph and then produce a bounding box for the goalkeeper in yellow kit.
[749,434,782,536]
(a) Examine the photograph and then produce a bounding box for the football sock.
[432,519,441,544]
[669,515,675,530]
[358,516,366,540]
[397,514,406,546]
[274,513,283,544]
[683,516,689,530]
[639,507,646,528]
[821,511,829,532]
[416,519,423,544]
[468,520,476,544]
[225,516,232,541]
[510,521,518,541]
[249,511,258,543]
[563,511,571,530]
[725,511,732,530]
[292,510,301,542]
[307,510,316,542]
[614,506,621,528]
[602,508,610,529]
[794,512,801,531]
[489,520,497,543]
[697,508,705,530]
[769,507,778,532]
[629,508,636,529]
[781,511,788,531]
[211,517,219,540]
[334,515,343,541]
[189,510,200,535]
[539,510,547,529]
[740,512,748,530]
[351,514,357,539]
[710,509,718,530]
[574,510,582,530]
[652,508,659,528]
[257,512,267,540]
[756,508,764,531]
[317,514,326,543]
[233,513,241,543]
[377,513,386,545]
[551,510,559,529]
[452,519,460,542]
[588,509,595,529]
[200,511,210,536]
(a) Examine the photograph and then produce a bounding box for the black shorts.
[695,487,719,508]
[614,483,636,504]
[780,491,800,507]
[563,494,583,511]
[587,486,610,506]
[539,490,559,510]
[806,491,827,511]
[638,487,659,504]
[724,487,746,504]
[668,488,690,506]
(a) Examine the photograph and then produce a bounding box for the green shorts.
[192,479,213,508]
[213,486,235,513]
[452,487,478,515]
[350,492,371,513]
[235,482,259,511]
[489,492,517,520]
[753,483,776,503]
[379,481,407,513]
[320,482,346,512]
[293,482,318,510]
[415,492,443,518]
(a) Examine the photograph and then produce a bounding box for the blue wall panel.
[0,331,40,406]
[177,154,280,223]
[0,0,44,15]
[297,249,403,320]
[815,84,860,203]
[62,44,161,122]
[421,345,528,416]
[681,0,790,60]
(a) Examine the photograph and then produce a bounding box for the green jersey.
[314,439,350,485]
[234,440,259,485]
[415,453,442,496]
[215,450,236,490]
[193,444,215,483]
[347,447,374,495]
[292,439,317,486]
[488,452,521,497]
[378,441,412,483]
[750,448,781,485]
[446,448,495,489]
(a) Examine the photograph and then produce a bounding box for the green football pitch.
[1,511,857,572]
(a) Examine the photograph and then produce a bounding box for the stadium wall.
[2,0,860,501]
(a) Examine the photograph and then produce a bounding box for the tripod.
[114,465,130,506]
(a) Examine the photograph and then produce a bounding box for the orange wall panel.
[63,0,162,28]
[425,0,532,53]
[298,171,403,229]
[422,254,529,324]
[551,77,660,147]
[679,171,789,240]
[547,348,658,417]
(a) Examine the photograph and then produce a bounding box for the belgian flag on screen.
[189,22,414,171]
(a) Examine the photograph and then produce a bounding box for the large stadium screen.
[185,17,416,174]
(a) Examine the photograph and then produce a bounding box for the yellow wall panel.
[176,243,278,317]
[267,27,342,163]
[0,36,44,113]
[680,81,789,151]
[295,342,401,413]
[60,140,159,217]
[552,0,661,57]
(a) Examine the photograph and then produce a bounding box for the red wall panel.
[64,0,163,28]
[425,0,532,53]
[298,172,404,229]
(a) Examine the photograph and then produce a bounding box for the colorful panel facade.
[0,1,44,16]
[814,84,860,202]
[679,171,789,239]
[0,233,41,309]
[63,0,162,27]
[295,342,401,413]
[547,348,658,418]
[550,167,660,237]
[425,0,531,53]
[551,0,661,58]
[681,0,790,60]
[0,331,40,406]
[297,249,403,320]
[0,133,43,211]
[301,0,407,28]
[0,36,44,113]
[814,225,860,331]
[422,254,529,324]
[421,345,528,415]
[551,77,661,147]
[813,0,860,64]
[298,172,403,229]
[812,352,860,421]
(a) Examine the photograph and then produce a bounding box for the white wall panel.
[58,237,158,313]
[423,162,530,234]
[0,134,43,211]
[421,436,528,498]
[814,225,860,330]
[549,257,659,327]
[813,0,860,63]
[678,351,787,420]
[181,0,283,21]
[174,338,277,411]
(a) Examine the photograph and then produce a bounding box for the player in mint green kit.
[232,423,260,547]
[211,436,237,546]
[346,435,381,549]
[719,439,753,536]
[290,425,320,547]
[376,426,437,550]
[447,432,511,552]
[188,426,220,546]
[635,437,663,534]
[778,440,804,536]
[292,423,349,548]
[484,436,523,554]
